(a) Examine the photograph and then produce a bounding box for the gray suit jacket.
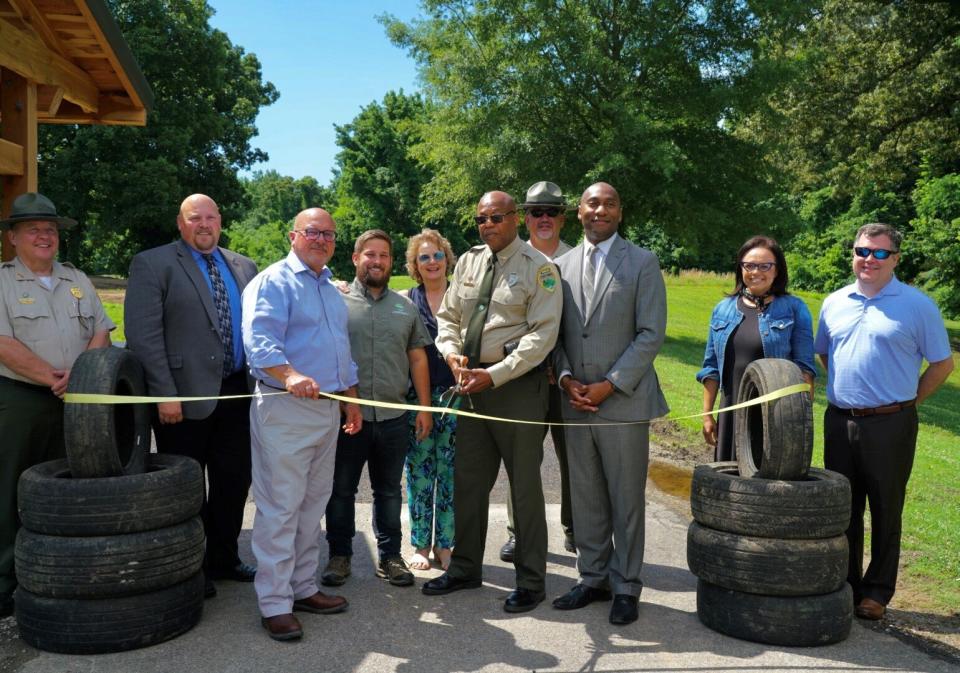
[553,235,669,422]
[125,239,258,419]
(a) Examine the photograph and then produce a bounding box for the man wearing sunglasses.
[424,191,561,614]
[815,223,953,622]
[498,181,576,564]
[126,194,259,599]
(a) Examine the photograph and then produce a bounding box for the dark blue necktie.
[203,253,234,377]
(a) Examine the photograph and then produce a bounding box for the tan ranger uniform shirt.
[436,235,561,389]
[0,257,114,382]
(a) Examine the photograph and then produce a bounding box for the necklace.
[741,289,771,314]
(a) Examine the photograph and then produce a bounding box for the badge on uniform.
[537,264,557,292]
[19,294,35,305]
[70,287,84,299]
[507,272,518,287]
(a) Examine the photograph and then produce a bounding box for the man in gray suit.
[551,182,668,625]
[125,194,259,598]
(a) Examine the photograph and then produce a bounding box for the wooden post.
[1,67,39,262]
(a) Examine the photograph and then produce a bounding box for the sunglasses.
[417,251,446,264]
[294,228,336,242]
[528,207,563,218]
[474,210,516,225]
[854,247,896,260]
[740,262,776,273]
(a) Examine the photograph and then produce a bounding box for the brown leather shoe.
[855,597,885,620]
[293,591,348,614]
[261,613,303,641]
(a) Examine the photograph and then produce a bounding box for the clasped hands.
[560,375,615,413]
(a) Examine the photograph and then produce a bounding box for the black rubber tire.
[18,454,203,536]
[16,517,204,599]
[15,572,204,654]
[696,578,853,646]
[686,521,847,596]
[690,462,851,539]
[735,358,813,480]
[63,347,151,478]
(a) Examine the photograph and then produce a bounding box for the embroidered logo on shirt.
[537,264,557,292]
[507,272,518,287]
[70,287,83,299]
[19,295,35,305]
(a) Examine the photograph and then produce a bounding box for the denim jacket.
[696,293,817,389]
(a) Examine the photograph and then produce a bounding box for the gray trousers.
[250,387,340,617]
[565,422,649,597]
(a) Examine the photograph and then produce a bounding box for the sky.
[207,1,424,183]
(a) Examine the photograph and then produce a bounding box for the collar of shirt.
[491,234,524,264]
[583,232,618,263]
[283,249,332,281]
[187,245,221,267]
[851,275,902,301]
[10,257,71,282]
[349,277,390,301]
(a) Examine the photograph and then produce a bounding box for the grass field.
[100,270,960,612]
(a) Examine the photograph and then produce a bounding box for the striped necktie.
[202,253,235,377]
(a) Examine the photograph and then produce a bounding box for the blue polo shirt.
[241,251,359,392]
[814,276,951,408]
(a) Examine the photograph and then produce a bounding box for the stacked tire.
[14,348,206,654]
[688,358,854,647]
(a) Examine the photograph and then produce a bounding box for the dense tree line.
[35,1,960,316]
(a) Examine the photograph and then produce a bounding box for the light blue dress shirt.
[188,246,244,372]
[241,250,358,392]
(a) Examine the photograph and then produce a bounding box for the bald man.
[126,194,259,598]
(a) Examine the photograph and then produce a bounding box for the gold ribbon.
[64,382,810,427]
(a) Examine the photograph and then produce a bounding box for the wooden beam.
[37,84,64,115]
[0,138,23,175]
[74,2,143,111]
[1,68,37,262]
[7,0,71,59]
[0,16,99,113]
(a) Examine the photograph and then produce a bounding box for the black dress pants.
[153,371,252,572]
[824,404,918,606]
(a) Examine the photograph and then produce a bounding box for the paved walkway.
[2,493,957,673]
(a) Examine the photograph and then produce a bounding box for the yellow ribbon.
[64,382,809,427]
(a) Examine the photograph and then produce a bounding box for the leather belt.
[257,379,286,392]
[830,399,916,417]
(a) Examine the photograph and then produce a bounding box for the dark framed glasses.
[417,251,446,264]
[294,228,336,242]
[740,262,776,273]
[474,210,515,225]
[854,247,896,260]
[528,207,563,218]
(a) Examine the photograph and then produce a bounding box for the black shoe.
[504,587,545,613]
[564,533,577,554]
[552,584,612,610]
[421,573,482,596]
[499,536,516,562]
[209,562,257,582]
[377,556,415,587]
[204,577,218,599]
[609,594,639,624]
[0,593,13,618]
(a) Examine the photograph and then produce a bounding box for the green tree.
[39,0,278,274]
[911,174,960,318]
[381,0,797,265]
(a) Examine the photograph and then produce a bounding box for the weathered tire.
[15,572,203,654]
[735,358,813,480]
[64,347,150,478]
[686,521,847,596]
[690,462,851,539]
[696,579,853,646]
[16,517,204,599]
[18,454,203,536]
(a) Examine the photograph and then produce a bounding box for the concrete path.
[2,495,957,673]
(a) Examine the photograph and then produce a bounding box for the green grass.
[660,271,960,612]
[101,271,960,611]
[104,302,124,343]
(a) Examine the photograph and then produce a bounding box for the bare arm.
[408,347,432,440]
[701,378,719,447]
[916,357,955,404]
[0,335,57,386]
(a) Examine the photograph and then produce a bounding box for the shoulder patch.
[537,264,557,292]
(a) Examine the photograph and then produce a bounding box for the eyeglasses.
[740,262,776,273]
[417,251,446,264]
[528,207,563,218]
[854,247,896,260]
[293,228,336,242]
[474,210,515,225]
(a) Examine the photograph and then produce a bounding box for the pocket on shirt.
[11,303,51,345]
[491,286,525,306]
[68,298,97,339]
[769,319,795,332]
[710,319,730,332]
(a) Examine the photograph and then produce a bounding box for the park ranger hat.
[520,181,572,210]
[0,192,77,230]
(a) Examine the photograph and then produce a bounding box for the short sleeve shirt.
[0,257,114,382]
[343,279,431,422]
[815,277,951,408]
